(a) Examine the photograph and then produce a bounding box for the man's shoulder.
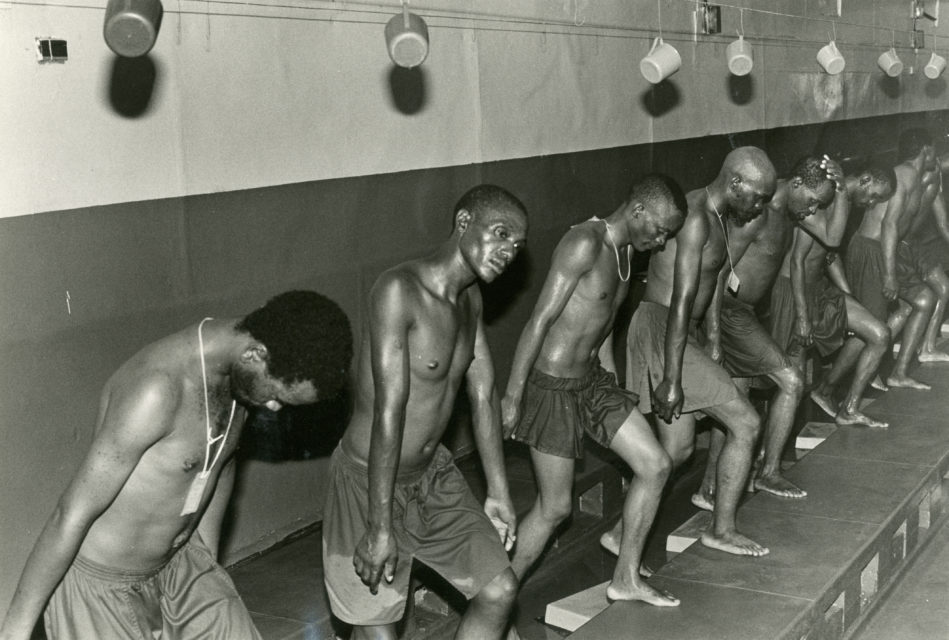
[555,224,603,264]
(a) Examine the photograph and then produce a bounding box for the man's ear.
[455,209,472,233]
[631,201,645,218]
[859,174,872,186]
[242,344,269,364]
[790,176,803,189]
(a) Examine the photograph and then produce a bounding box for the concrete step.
[796,421,837,450]
[544,581,611,633]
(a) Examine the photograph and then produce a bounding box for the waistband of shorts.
[72,552,166,583]
[334,442,447,484]
[527,360,601,391]
[850,234,880,248]
[722,294,753,310]
[637,299,701,330]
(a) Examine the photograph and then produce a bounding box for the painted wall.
[2,0,949,619]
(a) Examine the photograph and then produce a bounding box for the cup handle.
[649,37,661,54]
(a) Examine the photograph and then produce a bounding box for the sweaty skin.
[644,146,775,557]
[502,191,684,608]
[0,319,317,640]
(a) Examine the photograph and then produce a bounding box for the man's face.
[855,178,893,209]
[632,202,683,252]
[231,360,318,412]
[788,179,835,221]
[730,177,774,223]
[460,207,528,282]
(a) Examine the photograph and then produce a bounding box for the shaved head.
[720,146,777,186]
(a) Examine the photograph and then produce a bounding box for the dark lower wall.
[1,108,945,608]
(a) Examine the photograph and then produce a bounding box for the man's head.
[623,173,687,251]
[454,184,528,283]
[232,290,353,410]
[786,156,837,221]
[852,161,897,209]
[898,127,936,166]
[719,146,777,223]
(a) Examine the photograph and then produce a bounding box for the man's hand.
[794,316,814,347]
[353,527,398,595]
[484,495,517,552]
[882,274,898,301]
[821,156,845,191]
[500,394,521,439]
[653,378,684,423]
[705,337,723,365]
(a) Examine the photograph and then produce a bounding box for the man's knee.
[867,321,891,349]
[727,407,761,443]
[774,365,804,397]
[912,288,936,313]
[638,447,672,483]
[537,493,573,525]
[476,568,518,610]
[664,439,694,468]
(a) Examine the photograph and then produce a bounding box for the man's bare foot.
[606,581,680,607]
[886,375,932,390]
[918,350,949,363]
[690,491,714,512]
[599,529,620,556]
[506,626,522,640]
[754,473,807,499]
[810,390,838,419]
[870,375,889,392]
[700,530,769,556]
[836,410,888,428]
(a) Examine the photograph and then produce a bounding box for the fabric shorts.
[768,275,847,358]
[626,300,739,414]
[908,233,948,273]
[44,535,261,640]
[719,295,793,378]
[322,444,511,626]
[846,234,928,321]
[508,362,639,459]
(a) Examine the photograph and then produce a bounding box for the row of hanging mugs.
[640,35,948,84]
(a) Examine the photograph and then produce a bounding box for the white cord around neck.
[705,187,736,275]
[198,318,236,479]
[602,220,632,282]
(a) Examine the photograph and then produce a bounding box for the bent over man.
[322,185,527,640]
[0,291,353,640]
[502,174,686,606]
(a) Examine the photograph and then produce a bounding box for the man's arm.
[501,233,596,432]
[0,379,175,640]
[466,289,516,550]
[197,455,236,559]
[800,166,849,247]
[352,274,411,595]
[656,212,707,422]
[790,226,815,346]
[704,265,728,365]
[931,188,949,245]
[824,252,852,295]
[880,182,906,300]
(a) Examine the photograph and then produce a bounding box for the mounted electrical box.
[36,38,68,63]
[697,2,722,35]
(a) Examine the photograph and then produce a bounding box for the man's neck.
[603,205,632,247]
[422,242,477,302]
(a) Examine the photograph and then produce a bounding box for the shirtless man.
[0,291,353,640]
[322,185,526,640]
[692,156,853,510]
[626,147,776,557]
[502,175,686,606]
[769,160,892,429]
[846,130,941,388]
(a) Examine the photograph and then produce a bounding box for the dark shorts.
[44,535,261,640]
[626,300,739,414]
[769,275,847,358]
[719,295,793,377]
[508,363,639,459]
[846,235,928,321]
[908,233,948,272]
[322,445,511,626]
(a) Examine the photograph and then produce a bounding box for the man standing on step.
[323,185,526,640]
[692,155,852,511]
[502,174,686,606]
[627,147,775,557]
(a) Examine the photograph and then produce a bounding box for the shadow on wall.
[728,73,755,105]
[108,54,159,117]
[387,65,428,115]
[641,80,681,118]
[240,391,351,462]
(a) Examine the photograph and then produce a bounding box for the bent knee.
[775,366,804,397]
[730,411,761,441]
[913,289,936,312]
[537,495,573,524]
[477,568,518,607]
[869,323,891,348]
[640,449,673,481]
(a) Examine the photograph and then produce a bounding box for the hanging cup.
[816,40,846,75]
[103,0,163,57]
[877,47,904,77]
[385,9,429,68]
[640,37,681,84]
[726,35,753,76]
[924,51,947,79]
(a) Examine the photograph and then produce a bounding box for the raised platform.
[565,357,949,640]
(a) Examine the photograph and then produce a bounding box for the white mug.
[817,40,846,75]
[384,8,429,68]
[640,37,681,84]
[877,47,904,77]
[925,51,947,79]
[726,36,753,76]
[103,0,163,58]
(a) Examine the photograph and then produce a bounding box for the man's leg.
[920,266,949,361]
[693,426,722,511]
[836,296,890,428]
[699,396,768,556]
[755,365,806,498]
[352,624,398,640]
[603,409,678,606]
[510,450,575,581]
[889,287,935,389]
[455,569,519,640]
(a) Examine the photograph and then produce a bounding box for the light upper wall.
[2,0,948,218]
